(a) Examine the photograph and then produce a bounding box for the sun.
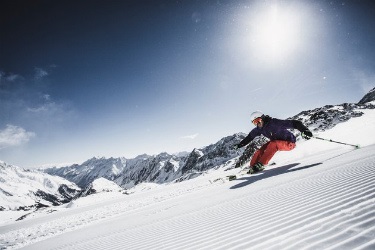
[249,4,303,65]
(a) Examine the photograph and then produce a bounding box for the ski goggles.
[252,117,262,126]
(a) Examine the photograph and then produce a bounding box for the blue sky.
[1,0,375,167]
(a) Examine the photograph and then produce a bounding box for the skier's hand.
[301,130,313,140]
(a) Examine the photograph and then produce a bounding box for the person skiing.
[235,111,313,174]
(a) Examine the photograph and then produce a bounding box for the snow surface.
[0,110,375,249]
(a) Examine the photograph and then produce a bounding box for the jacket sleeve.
[237,129,259,148]
[291,120,310,132]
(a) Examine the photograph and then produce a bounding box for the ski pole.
[312,136,360,149]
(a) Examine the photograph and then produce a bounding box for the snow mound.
[91,177,123,193]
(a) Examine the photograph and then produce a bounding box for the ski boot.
[247,162,264,174]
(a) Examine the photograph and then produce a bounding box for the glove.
[301,130,313,140]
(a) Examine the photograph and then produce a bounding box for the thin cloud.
[0,72,23,87]
[5,74,22,82]
[0,125,36,149]
[180,133,199,140]
[34,67,49,80]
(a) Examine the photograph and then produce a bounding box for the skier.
[235,111,313,174]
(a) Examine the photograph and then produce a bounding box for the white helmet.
[250,111,264,122]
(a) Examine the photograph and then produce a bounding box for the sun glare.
[250,4,303,66]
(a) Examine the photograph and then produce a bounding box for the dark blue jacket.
[237,115,309,148]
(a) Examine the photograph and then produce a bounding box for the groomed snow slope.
[1,110,375,250]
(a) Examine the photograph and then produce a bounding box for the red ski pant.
[250,140,296,166]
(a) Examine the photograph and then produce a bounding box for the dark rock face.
[290,102,375,132]
[358,87,375,104]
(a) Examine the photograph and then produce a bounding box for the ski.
[226,165,268,181]
[212,164,271,183]
[226,167,253,181]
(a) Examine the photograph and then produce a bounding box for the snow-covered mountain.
[45,134,246,189]
[290,100,375,132]
[113,153,185,188]
[0,161,80,212]
[114,133,245,186]
[44,157,128,188]
[44,88,375,190]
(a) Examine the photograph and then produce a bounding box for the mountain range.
[0,87,374,214]
[44,133,246,189]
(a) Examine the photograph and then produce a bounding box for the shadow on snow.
[230,162,322,189]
